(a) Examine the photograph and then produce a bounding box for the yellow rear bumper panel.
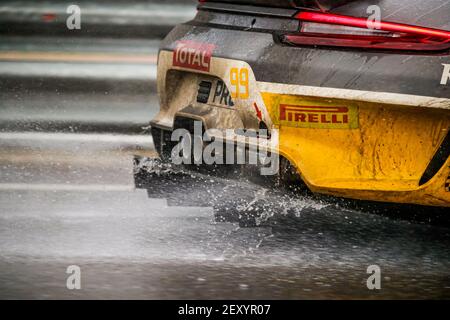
[262,92,450,207]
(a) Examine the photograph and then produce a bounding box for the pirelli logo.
[278,104,358,129]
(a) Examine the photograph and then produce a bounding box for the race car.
[150,0,450,207]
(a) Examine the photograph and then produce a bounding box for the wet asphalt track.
[1,0,449,299]
[0,133,449,299]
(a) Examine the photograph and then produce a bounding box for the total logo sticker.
[173,40,215,72]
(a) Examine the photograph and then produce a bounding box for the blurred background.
[0,0,197,133]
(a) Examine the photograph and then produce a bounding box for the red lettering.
[173,41,215,72]
[308,113,318,123]
[331,115,342,123]
[280,104,352,126]
[321,114,331,123]
[295,113,307,122]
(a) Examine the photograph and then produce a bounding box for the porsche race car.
[150,0,450,207]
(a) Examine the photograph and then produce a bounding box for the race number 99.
[230,67,249,99]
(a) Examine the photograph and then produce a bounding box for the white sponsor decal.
[441,63,450,85]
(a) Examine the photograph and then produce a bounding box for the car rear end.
[150,0,450,207]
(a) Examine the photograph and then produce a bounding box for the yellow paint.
[262,92,450,207]
[230,67,249,99]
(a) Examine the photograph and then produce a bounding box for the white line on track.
[0,62,157,80]
[0,183,134,192]
[0,131,153,144]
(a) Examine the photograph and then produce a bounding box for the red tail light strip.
[295,11,450,40]
[282,11,450,51]
[283,34,450,51]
